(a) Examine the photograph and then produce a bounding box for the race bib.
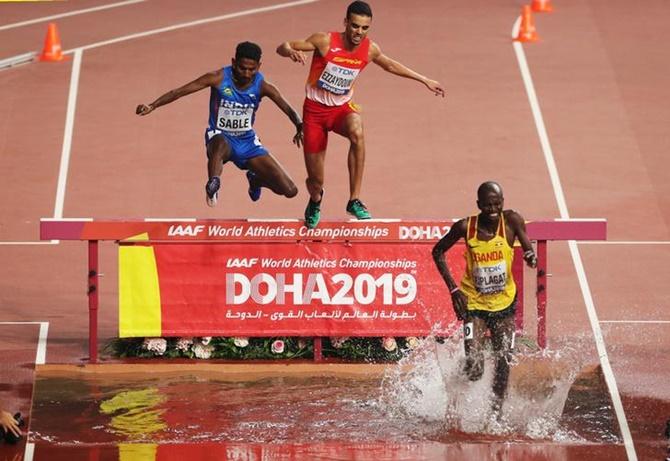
[217,105,253,133]
[317,61,360,95]
[472,260,507,294]
[464,322,474,340]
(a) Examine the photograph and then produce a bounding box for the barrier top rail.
[40,218,607,242]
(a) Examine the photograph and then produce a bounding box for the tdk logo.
[399,225,450,240]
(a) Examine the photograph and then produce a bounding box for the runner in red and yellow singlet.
[277,1,445,228]
[432,181,538,415]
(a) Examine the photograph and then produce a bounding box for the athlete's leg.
[489,313,516,411]
[339,112,365,201]
[247,154,298,198]
[206,134,232,178]
[463,316,487,382]
[304,151,325,201]
[205,134,232,207]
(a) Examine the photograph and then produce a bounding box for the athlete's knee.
[348,127,364,147]
[284,183,298,198]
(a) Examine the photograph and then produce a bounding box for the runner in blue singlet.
[136,42,303,207]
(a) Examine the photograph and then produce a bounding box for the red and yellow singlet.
[460,214,516,312]
[305,32,370,106]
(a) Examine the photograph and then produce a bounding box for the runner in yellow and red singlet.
[432,181,537,414]
[277,1,445,228]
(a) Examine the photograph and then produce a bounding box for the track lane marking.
[511,16,638,461]
[0,0,146,32]
[600,320,670,324]
[65,0,319,53]
[0,321,49,461]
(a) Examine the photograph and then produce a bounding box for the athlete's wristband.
[450,287,460,295]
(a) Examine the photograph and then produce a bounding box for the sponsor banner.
[119,242,465,337]
[41,218,608,242]
[43,219,455,242]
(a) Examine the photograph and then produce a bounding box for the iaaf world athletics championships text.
[257,257,418,270]
[210,224,390,239]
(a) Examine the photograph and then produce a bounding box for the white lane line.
[512,16,638,461]
[0,241,57,245]
[579,241,670,245]
[0,0,146,32]
[36,322,49,365]
[24,442,34,461]
[600,320,670,324]
[0,321,49,459]
[53,48,82,221]
[67,0,319,53]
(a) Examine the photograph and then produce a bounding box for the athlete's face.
[477,191,504,220]
[344,13,371,46]
[231,57,260,86]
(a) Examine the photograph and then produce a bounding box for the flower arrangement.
[106,336,424,362]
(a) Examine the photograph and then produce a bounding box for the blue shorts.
[204,129,268,169]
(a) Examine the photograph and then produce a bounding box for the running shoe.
[346,199,371,219]
[205,176,220,207]
[246,170,261,202]
[304,190,323,229]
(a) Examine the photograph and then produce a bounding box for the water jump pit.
[28,337,624,461]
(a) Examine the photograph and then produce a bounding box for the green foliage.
[106,336,420,362]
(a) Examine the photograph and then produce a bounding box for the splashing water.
[380,326,597,441]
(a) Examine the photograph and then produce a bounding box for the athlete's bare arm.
[135,70,222,116]
[276,32,330,65]
[504,210,537,268]
[369,42,445,97]
[432,220,468,320]
[261,80,304,148]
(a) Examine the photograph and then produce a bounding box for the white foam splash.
[381,327,594,440]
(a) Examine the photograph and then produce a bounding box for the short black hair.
[235,41,262,62]
[347,1,372,19]
[477,181,503,200]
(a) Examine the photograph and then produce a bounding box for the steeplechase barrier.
[40,218,606,362]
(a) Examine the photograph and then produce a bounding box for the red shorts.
[302,98,360,154]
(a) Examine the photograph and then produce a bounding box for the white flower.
[233,337,249,348]
[193,343,214,359]
[175,337,193,351]
[142,338,167,355]
[405,337,421,350]
[200,336,212,346]
[330,337,349,349]
[382,337,397,352]
[271,339,285,354]
[297,339,308,349]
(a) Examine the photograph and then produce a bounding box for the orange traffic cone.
[515,5,540,42]
[39,23,65,62]
[532,0,554,13]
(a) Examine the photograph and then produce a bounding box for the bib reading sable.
[217,102,254,133]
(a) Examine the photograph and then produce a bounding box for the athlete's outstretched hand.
[424,79,445,97]
[287,49,307,65]
[135,104,155,116]
[292,123,304,148]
